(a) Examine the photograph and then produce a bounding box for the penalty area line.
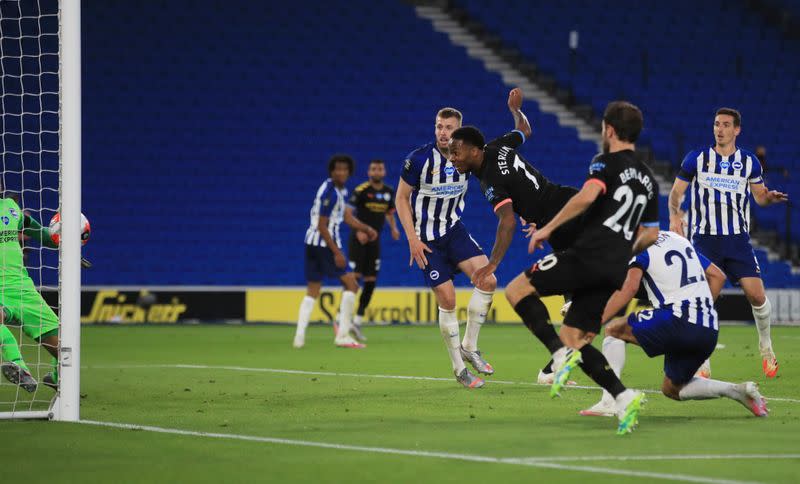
[86,363,800,404]
[76,419,777,484]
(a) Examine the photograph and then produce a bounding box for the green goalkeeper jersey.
[0,198,32,286]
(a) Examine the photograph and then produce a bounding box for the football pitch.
[3,324,800,483]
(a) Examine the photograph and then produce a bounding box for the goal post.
[54,0,81,422]
[0,0,81,421]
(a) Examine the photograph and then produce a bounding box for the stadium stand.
[77,0,598,286]
[3,0,794,286]
[456,0,800,286]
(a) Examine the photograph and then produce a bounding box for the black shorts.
[348,236,381,277]
[524,249,625,334]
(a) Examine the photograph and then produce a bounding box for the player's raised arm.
[528,180,603,253]
[22,214,57,248]
[396,178,431,269]
[508,88,532,139]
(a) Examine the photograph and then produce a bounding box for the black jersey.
[348,181,395,232]
[572,150,659,259]
[476,131,565,226]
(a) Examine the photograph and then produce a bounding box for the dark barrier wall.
[37,288,791,325]
[41,289,245,324]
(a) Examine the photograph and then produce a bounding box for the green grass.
[2,324,800,483]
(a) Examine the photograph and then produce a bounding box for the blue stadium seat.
[3,1,795,286]
[458,0,798,279]
[61,0,603,285]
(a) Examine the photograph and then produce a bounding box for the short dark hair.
[328,154,354,175]
[369,159,384,166]
[450,126,485,148]
[603,101,643,143]
[437,107,463,122]
[715,107,741,127]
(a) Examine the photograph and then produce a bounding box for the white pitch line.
[516,454,800,463]
[86,363,800,403]
[77,419,773,484]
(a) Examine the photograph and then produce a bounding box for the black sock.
[357,280,375,317]
[542,359,554,373]
[513,295,563,354]
[578,344,626,398]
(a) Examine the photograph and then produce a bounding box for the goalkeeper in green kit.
[0,196,67,393]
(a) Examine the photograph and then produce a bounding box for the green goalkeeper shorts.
[1,286,59,341]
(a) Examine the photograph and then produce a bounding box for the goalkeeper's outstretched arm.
[22,215,58,248]
[21,215,92,268]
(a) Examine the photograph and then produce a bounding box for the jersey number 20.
[603,185,647,240]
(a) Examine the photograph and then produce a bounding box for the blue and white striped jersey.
[400,143,468,242]
[304,178,347,248]
[677,147,763,236]
[631,231,718,329]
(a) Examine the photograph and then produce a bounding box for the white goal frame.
[0,0,82,421]
[53,0,82,422]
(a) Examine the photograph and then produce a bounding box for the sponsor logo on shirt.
[589,161,606,174]
[485,187,495,202]
[444,165,455,176]
[698,172,745,193]
[422,184,466,197]
[719,160,730,170]
[1,216,8,225]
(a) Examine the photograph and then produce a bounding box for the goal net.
[0,0,81,420]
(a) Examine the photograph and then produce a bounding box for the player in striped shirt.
[581,231,768,421]
[668,108,788,378]
[396,92,528,388]
[294,154,377,349]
